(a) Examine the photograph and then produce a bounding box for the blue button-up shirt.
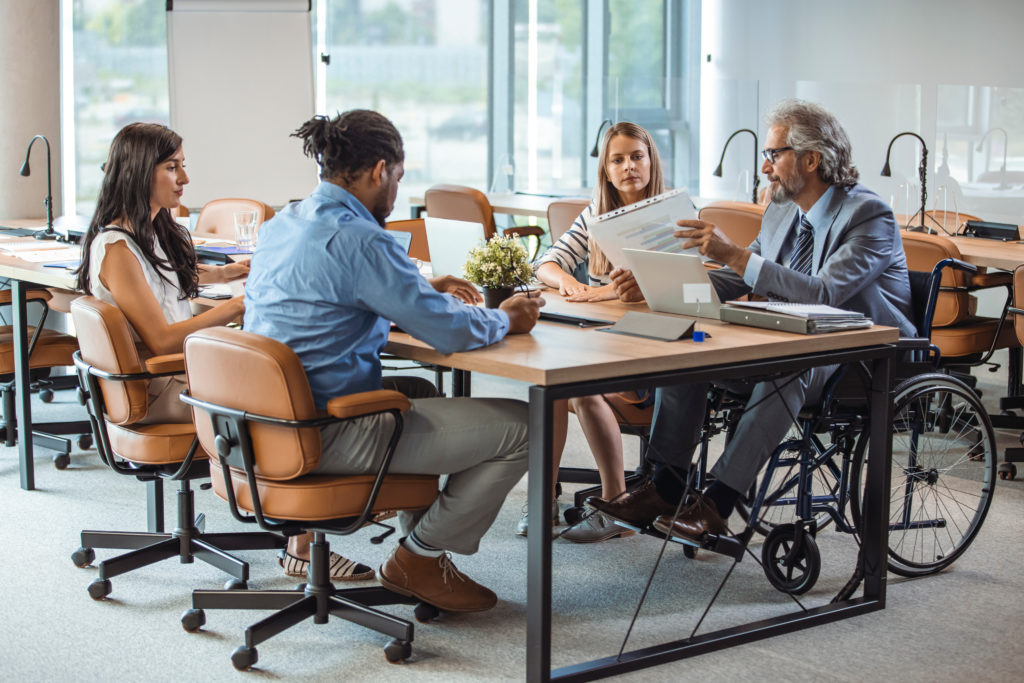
[244,182,509,408]
[743,185,836,287]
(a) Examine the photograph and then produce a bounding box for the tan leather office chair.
[697,200,766,248]
[901,232,1017,362]
[385,218,430,261]
[69,297,285,601]
[180,326,440,669]
[0,288,91,468]
[194,198,275,239]
[546,198,591,244]
[425,183,545,258]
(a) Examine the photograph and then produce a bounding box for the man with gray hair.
[596,99,914,543]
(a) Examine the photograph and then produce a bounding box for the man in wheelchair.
[596,99,916,545]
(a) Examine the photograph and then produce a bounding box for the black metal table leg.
[12,280,34,490]
[526,385,554,682]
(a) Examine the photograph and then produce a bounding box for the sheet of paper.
[587,188,701,270]
[14,247,83,263]
[0,240,70,252]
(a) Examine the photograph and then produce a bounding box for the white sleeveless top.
[88,229,192,331]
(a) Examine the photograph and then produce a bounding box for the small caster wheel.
[39,389,54,403]
[88,578,112,601]
[231,646,258,671]
[53,453,70,470]
[71,547,95,568]
[181,608,206,632]
[683,545,697,559]
[384,638,412,663]
[77,434,93,450]
[224,578,247,591]
[762,524,820,595]
[998,463,1017,481]
[414,602,439,623]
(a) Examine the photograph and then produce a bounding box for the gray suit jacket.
[709,183,916,337]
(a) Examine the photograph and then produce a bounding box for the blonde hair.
[590,122,665,277]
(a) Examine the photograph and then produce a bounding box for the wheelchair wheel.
[852,374,995,577]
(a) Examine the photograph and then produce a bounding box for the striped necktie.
[789,214,814,275]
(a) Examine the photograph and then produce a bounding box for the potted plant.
[463,235,533,308]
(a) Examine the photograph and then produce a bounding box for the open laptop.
[620,248,721,319]
[389,228,413,254]
[424,217,485,279]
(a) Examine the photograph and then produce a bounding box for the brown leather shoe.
[378,543,498,613]
[586,479,675,528]
[652,493,728,543]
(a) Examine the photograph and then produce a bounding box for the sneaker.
[560,511,635,543]
[515,497,560,536]
[378,543,497,612]
[279,549,375,581]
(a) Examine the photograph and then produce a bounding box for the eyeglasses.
[761,146,794,164]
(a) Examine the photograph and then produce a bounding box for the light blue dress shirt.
[743,185,836,287]
[243,181,509,408]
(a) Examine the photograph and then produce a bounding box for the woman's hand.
[610,268,644,303]
[220,261,250,282]
[429,275,483,305]
[565,283,618,302]
[224,295,245,322]
[559,278,591,297]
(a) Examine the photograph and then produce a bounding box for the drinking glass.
[233,209,258,252]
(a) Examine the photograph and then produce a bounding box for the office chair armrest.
[326,389,411,419]
[144,353,186,375]
[0,288,52,306]
[969,271,1012,288]
[502,225,545,238]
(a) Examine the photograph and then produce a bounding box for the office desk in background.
[408,190,590,220]
[386,295,898,681]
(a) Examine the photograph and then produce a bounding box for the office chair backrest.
[901,232,975,327]
[69,297,149,426]
[385,218,430,261]
[424,184,496,239]
[195,198,275,239]
[697,200,765,248]
[546,198,591,244]
[184,327,321,480]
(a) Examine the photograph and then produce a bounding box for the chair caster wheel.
[762,524,820,595]
[231,646,258,671]
[39,389,54,403]
[384,638,412,663]
[181,608,206,632]
[998,463,1016,480]
[88,578,112,601]
[52,453,70,470]
[71,547,95,568]
[683,545,697,559]
[224,578,247,591]
[414,602,439,623]
[77,434,93,450]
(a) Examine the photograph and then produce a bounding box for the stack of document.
[0,241,82,263]
[720,301,872,334]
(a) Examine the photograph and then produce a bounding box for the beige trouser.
[316,377,529,555]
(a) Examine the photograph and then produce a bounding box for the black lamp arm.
[20,134,55,236]
[714,128,759,204]
[882,131,928,230]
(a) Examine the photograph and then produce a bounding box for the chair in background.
[69,297,285,601]
[171,205,190,219]
[0,288,92,468]
[697,200,766,248]
[424,184,545,258]
[194,198,275,239]
[385,218,430,261]
[180,326,440,669]
[546,198,591,244]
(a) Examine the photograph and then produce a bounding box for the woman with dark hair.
[77,123,374,581]
[524,122,665,542]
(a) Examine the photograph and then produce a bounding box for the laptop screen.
[390,229,413,254]
[424,217,485,279]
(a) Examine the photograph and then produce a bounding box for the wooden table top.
[385,293,899,386]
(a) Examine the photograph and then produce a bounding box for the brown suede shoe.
[586,479,675,528]
[378,543,498,613]
[652,493,728,544]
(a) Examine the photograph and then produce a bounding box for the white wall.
[700,0,1024,225]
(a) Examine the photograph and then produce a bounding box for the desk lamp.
[976,127,1010,190]
[589,120,612,158]
[712,128,759,204]
[881,131,928,232]
[18,134,58,241]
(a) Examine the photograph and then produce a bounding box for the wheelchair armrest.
[326,389,411,419]
[942,258,977,274]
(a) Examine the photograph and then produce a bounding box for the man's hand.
[610,268,644,303]
[430,275,483,305]
[674,220,750,275]
[565,283,618,302]
[499,290,546,334]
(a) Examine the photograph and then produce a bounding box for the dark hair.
[292,109,404,184]
[766,99,859,187]
[75,123,198,298]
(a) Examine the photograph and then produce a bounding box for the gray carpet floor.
[2,359,1023,681]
